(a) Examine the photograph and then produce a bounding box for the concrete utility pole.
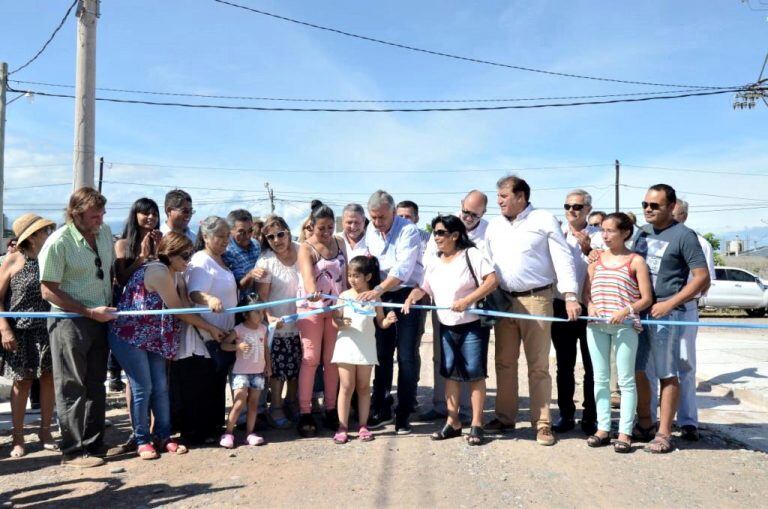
[264,182,275,213]
[0,62,6,239]
[614,159,620,212]
[72,0,100,191]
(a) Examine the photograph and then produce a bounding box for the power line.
[7,79,718,104]
[211,0,741,91]
[7,85,750,112]
[9,0,78,75]
[622,163,768,177]
[620,184,768,203]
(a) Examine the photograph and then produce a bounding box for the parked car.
[699,266,768,317]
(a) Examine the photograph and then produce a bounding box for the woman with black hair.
[403,215,498,445]
[115,198,163,287]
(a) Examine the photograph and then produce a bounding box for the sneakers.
[61,454,105,468]
[367,411,394,430]
[219,433,235,449]
[536,426,556,446]
[246,433,265,446]
[395,416,412,435]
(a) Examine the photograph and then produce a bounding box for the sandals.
[586,434,611,448]
[246,433,266,446]
[38,425,59,451]
[138,443,159,460]
[161,438,188,454]
[297,414,317,438]
[10,430,25,458]
[632,421,658,443]
[431,423,462,441]
[333,429,349,444]
[358,426,374,442]
[646,433,674,454]
[614,439,632,454]
[467,426,484,446]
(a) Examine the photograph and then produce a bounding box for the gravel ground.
[1,329,767,508]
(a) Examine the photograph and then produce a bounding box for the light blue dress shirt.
[364,215,424,289]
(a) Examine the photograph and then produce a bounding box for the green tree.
[703,233,724,266]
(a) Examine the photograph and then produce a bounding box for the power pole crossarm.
[72,0,100,191]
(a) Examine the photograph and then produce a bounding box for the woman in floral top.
[109,233,227,460]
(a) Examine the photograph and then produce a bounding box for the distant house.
[723,246,768,279]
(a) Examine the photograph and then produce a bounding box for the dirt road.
[2,330,767,508]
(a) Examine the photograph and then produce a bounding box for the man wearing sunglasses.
[551,190,604,436]
[160,189,196,243]
[421,190,489,422]
[485,176,579,446]
[223,209,262,299]
[632,184,710,454]
[39,187,117,468]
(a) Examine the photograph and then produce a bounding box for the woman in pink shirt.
[404,215,498,445]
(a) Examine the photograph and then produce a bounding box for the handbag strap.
[465,249,479,289]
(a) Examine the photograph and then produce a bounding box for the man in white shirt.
[159,189,196,243]
[335,203,369,258]
[650,199,715,441]
[551,189,604,436]
[421,190,489,422]
[484,176,580,446]
[360,191,424,434]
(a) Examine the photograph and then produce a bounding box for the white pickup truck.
[699,266,768,317]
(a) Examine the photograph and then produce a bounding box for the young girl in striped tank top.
[583,212,652,453]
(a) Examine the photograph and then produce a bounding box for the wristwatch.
[565,295,578,303]
[373,284,385,294]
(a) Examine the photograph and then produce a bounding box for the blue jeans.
[372,288,423,419]
[108,332,171,445]
[635,308,685,379]
[587,323,638,436]
[440,320,489,382]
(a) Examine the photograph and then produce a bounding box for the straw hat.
[13,213,56,245]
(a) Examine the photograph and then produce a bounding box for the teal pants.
[586,324,638,436]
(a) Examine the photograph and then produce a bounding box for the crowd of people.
[0,175,715,467]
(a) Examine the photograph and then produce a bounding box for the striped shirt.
[39,222,115,309]
[590,254,641,329]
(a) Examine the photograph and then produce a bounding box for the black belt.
[503,283,553,297]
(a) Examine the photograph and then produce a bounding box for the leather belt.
[503,283,553,297]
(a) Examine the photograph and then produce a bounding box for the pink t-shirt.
[422,247,495,326]
[231,323,267,375]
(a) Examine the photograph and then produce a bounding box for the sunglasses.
[433,229,450,237]
[641,201,662,211]
[266,230,289,242]
[179,251,193,262]
[93,246,104,280]
[461,209,481,220]
[563,204,586,211]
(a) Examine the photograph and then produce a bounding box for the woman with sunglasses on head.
[254,215,301,427]
[403,215,498,445]
[110,232,227,459]
[0,214,57,457]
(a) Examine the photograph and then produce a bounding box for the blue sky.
[2,0,767,244]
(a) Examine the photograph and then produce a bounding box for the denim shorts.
[440,320,490,382]
[230,373,266,391]
[635,308,684,379]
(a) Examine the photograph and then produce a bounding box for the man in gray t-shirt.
[631,184,710,454]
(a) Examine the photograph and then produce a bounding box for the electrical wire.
[620,184,768,202]
[622,164,768,177]
[9,0,78,75]
[7,79,718,104]
[211,0,743,90]
[7,85,750,112]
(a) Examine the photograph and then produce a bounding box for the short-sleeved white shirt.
[256,246,300,334]
[421,247,495,325]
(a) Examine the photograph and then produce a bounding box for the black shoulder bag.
[465,249,500,328]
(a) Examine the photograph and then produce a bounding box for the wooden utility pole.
[72,0,100,191]
[0,63,6,239]
[614,159,620,212]
[264,182,275,213]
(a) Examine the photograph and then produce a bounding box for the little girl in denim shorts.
[220,295,271,448]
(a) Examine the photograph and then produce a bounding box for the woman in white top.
[404,215,498,445]
[171,216,237,445]
[255,215,301,428]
